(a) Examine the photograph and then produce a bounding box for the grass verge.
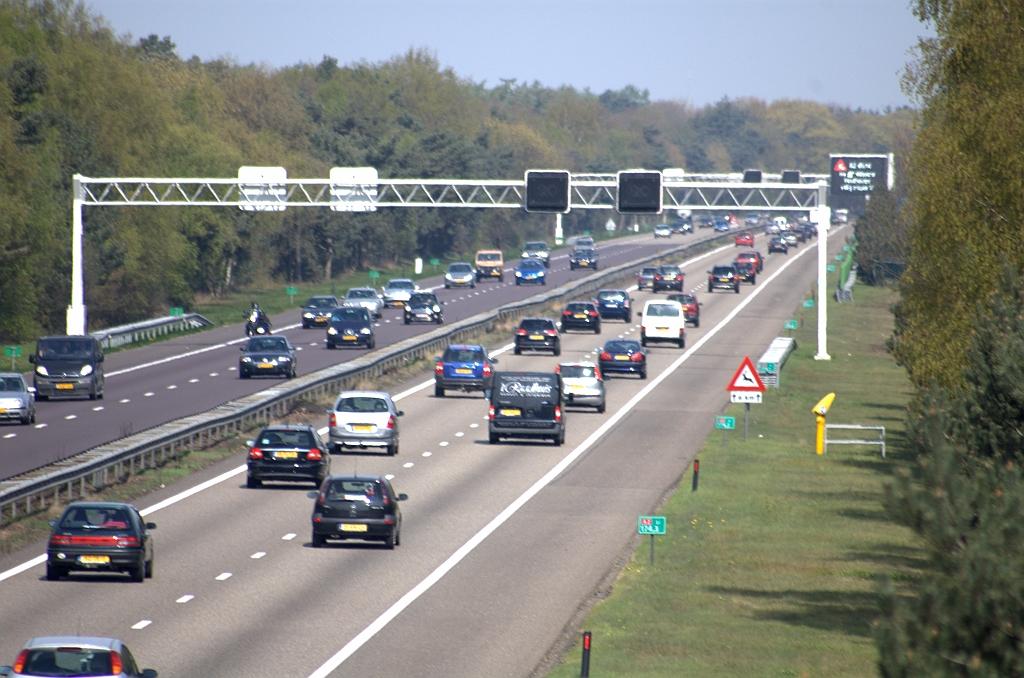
[545,277,922,678]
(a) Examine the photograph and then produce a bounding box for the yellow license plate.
[568,385,584,392]
[343,335,357,340]
[455,368,473,374]
[352,425,373,432]
[580,262,588,266]
[529,334,543,340]
[500,408,521,416]
[395,302,404,307]
[340,524,367,532]
[79,555,110,564]
[657,327,669,331]
[574,314,587,318]
[614,355,629,361]
[258,362,274,368]
[275,451,298,459]
[0,409,5,413]
[56,383,74,390]
[315,317,327,323]
[491,271,501,276]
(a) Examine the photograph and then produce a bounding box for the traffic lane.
[322,231,843,677]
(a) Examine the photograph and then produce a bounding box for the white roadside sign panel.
[730,391,762,403]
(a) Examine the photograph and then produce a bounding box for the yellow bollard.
[812,393,836,455]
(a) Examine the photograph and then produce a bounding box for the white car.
[444,263,476,289]
[327,391,402,456]
[381,279,417,308]
[640,300,686,348]
[345,287,383,319]
[653,224,672,238]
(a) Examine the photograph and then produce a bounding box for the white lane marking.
[421,452,432,457]
[455,432,464,437]
[251,551,266,559]
[34,423,47,429]
[140,465,247,517]
[104,323,301,377]
[144,393,154,397]
[304,227,837,678]
[167,385,177,390]
[470,423,479,428]
[131,620,152,630]
[92,406,104,411]
[283,533,297,540]
[2,433,15,439]
[438,441,449,447]
[209,373,218,377]
[120,398,130,403]
[296,347,303,351]
[215,572,232,581]
[228,367,237,371]
[189,379,199,383]
[64,415,76,420]
[385,474,395,480]
[403,462,414,468]
[176,595,194,604]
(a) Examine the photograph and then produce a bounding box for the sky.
[86,0,930,111]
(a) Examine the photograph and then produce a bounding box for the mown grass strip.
[546,280,923,678]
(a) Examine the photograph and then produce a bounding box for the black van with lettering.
[488,372,565,446]
[29,335,105,400]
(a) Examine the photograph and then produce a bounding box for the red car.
[734,231,755,247]
[736,250,763,273]
[667,292,701,328]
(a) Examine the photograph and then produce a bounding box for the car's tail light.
[562,310,572,316]
[110,651,123,675]
[679,328,685,337]
[116,536,140,547]
[600,351,611,361]
[13,649,28,673]
[49,534,72,546]
[515,329,527,336]
[631,352,644,362]
[384,517,395,525]
[554,364,561,374]
[595,366,602,380]
[307,448,322,461]
[654,275,662,280]
[544,329,557,337]
[387,415,396,429]
[434,362,444,375]
[488,404,495,420]
[554,405,562,422]
[249,447,263,459]
[329,412,337,427]
[589,310,598,317]
[482,363,492,377]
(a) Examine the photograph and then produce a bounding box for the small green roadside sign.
[169,307,184,316]
[5,345,20,371]
[835,254,844,261]
[715,416,735,430]
[638,516,666,535]
[368,270,380,279]
[827,264,836,272]
[285,286,298,304]
[802,299,814,308]
[784,319,798,330]
[429,258,440,266]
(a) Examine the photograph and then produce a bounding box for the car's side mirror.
[28,387,36,394]
[491,358,498,364]
[699,302,704,306]
[28,355,35,364]
[145,522,157,530]
[49,520,57,527]
[307,491,319,499]
[141,669,158,678]
[397,411,404,417]
[246,440,255,447]
[239,347,245,351]
[433,356,441,363]
[397,493,408,501]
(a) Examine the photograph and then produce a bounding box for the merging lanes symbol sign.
[726,356,767,392]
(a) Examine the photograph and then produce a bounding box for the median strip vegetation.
[546,278,921,677]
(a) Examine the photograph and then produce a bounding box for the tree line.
[0,0,911,340]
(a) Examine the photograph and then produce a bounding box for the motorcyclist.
[246,302,272,335]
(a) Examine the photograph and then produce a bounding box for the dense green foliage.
[890,0,1024,388]
[0,0,911,340]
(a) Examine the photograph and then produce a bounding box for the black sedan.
[598,339,647,379]
[514,318,560,355]
[768,237,789,254]
[404,292,444,325]
[239,336,296,378]
[560,301,601,333]
[301,295,339,329]
[569,247,599,271]
[247,424,330,488]
[309,475,407,549]
[327,306,376,349]
[708,264,740,293]
[46,502,155,582]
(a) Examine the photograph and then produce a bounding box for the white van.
[640,300,686,348]
[773,216,789,230]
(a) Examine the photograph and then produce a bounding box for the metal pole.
[814,184,831,360]
[744,403,750,441]
[66,174,88,335]
[649,534,654,565]
[555,212,564,246]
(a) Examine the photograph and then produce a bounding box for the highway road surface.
[0,226,845,677]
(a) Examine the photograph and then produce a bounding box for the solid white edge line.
[305,228,840,678]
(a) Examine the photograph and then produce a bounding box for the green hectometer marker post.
[5,345,21,371]
[638,516,667,564]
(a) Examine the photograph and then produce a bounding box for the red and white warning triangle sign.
[726,356,766,392]
[833,158,848,173]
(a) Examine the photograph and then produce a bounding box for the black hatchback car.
[560,301,601,333]
[599,339,647,379]
[247,424,330,488]
[708,264,740,293]
[735,260,757,284]
[653,264,684,292]
[569,247,599,271]
[239,336,296,378]
[301,295,339,329]
[595,289,632,322]
[309,475,407,549]
[46,502,155,582]
[514,318,560,355]
[327,306,375,349]
[403,292,444,325]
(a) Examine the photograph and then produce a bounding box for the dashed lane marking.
[282,533,297,541]
[215,572,232,581]
[131,620,152,630]
[176,595,194,604]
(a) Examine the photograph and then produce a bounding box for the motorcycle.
[245,311,272,337]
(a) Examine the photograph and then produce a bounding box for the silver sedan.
[345,287,383,319]
[0,373,35,425]
[381,279,417,308]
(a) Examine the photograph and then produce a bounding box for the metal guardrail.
[757,337,797,389]
[0,233,731,526]
[825,424,885,457]
[91,313,213,349]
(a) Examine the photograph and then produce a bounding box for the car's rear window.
[258,429,317,448]
[565,302,594,313]
[443,348,485,363]
[305,297,335,308]
[326,479,381,501]
[347,289,376,299]
[574,248,595,256]
[597,291,626,302]
[712,266,735,274]
[332,308,370,322]
[409,294,437,306]
[496,376,557,399]
[519,260,544,269]
[247,337,289,351]
[669,294,696,305]
[477,253,501,261]
[59,506,132,531]
[520,319,554,331]
[641,267,658,275]
[37,338,94,360]
[0,377,26,391]
[22,648,114,676]
[334,397,389,413]
[646,304,680,317]
[387,280,414,290]
[605,340,641,353]
[524,242,546,251]
[658,265,679,274]
[560,365,596,379]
